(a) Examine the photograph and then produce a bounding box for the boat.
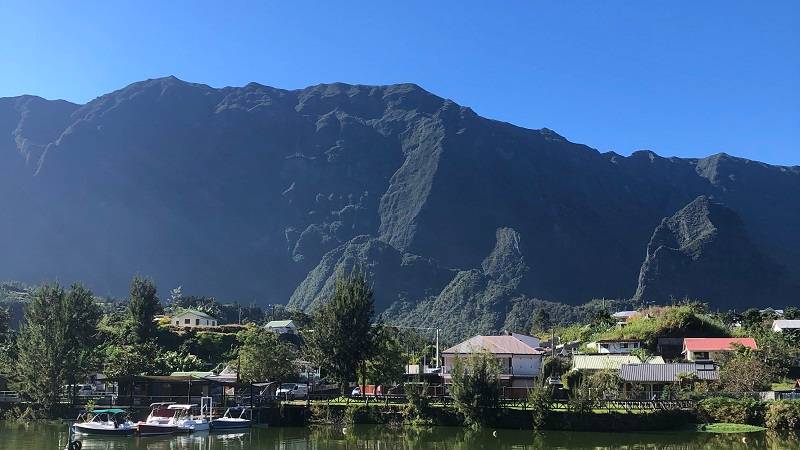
[137,401,213,435]
[173,403,210,432]
[209,406,252,430]
[136,402,181,436]
[72,408,136,436]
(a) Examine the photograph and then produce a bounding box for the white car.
[276,383,308,399]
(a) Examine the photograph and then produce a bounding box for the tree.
[718,351,773,394]
[528,383,553,430]
[155,351,206,375]
[63,283,102,402]
[0,306,16,385]
[361,325,405,387]
[16,284,68,414]
[784,306,800,320]
[531,309,551,335]
[542,356,570,380]
[740,308,763,330]
[236,326,298,382]
[449,352,501,428]
[103,343,159,379]
[307,270,375,392]
[127,276,160,343]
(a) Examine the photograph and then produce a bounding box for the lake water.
[0,422,798,450]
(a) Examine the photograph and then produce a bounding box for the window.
[621,343,629,349]
[195,319,200,325]
[600,343,609,349]
[633,342,640,348]
[175,320,179,325]
[184,318,190,324]
[695,352,710,360]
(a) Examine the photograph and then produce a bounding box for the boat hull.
[209,419,251,430]
[137,423,180,436]
[73,423,136,436]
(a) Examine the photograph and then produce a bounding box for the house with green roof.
[170,309,218,328]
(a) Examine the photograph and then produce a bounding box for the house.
[619,363,719,399]
[772,320,800,332]
[265,320,298,335]
[572,354,664,372]
[682,337,757,362]
[170,310,218,328]
[612,310,639,327]
[442,333,545,387]
[587,339,643,354]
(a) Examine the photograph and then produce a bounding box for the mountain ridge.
[1,77,798,339]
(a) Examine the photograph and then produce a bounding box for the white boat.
[209,406,252,430]
[72,408,136,436]
[174,401,211,432]
[136,402,181,436]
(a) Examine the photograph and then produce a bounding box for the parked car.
[351,386,362,397]
[276,383,308,399]
[63,384,95,397]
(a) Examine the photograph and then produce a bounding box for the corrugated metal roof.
[172,309,216,320]
[572,354,653,371]
[443,334,544,355]
[619,363,719,383]
[265,320,296,328]
[773,320,800,329]
[683,337,757,352]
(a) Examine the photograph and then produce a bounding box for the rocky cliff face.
[632,196,794,306]
[1,77,798,336]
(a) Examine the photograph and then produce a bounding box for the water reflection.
[0,422,798,450]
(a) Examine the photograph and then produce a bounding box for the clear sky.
[1,1,797,165]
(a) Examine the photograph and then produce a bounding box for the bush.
[403,382,433,426]
[765,400,800,430]
[528,384,553,430]
[449,352,501,428]
[697,397,765,425]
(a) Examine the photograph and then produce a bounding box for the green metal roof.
[92,408,126,414]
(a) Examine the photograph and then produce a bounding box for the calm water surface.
[0,423,798,450]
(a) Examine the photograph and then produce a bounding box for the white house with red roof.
[682,337,758,362]
[442,333,545,387]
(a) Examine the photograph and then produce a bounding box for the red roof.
[683,337,757,352]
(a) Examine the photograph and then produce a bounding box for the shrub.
[403,382,433,426]
[528,383,553,430]
[449,352,501,428]
[697,397,765,425]
[765,400,800,430]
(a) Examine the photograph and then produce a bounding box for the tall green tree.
[127,276,160,343]
[15,283,102,413]
[16,284,68,414]
[63,283,102,401]
[237,326,298,382]
[0,306,15,384]
[307,269,375,392]
[362,325,405,386]
[449,352,501,428]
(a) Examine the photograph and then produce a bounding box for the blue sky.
[1,1,797,165]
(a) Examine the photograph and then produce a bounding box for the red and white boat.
[136,402,181,436]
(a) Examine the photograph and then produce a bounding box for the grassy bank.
[300,403,695,432]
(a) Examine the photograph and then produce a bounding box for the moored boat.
[136,402,180,436]
[72,409,136,436]
[209,406,252,430]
